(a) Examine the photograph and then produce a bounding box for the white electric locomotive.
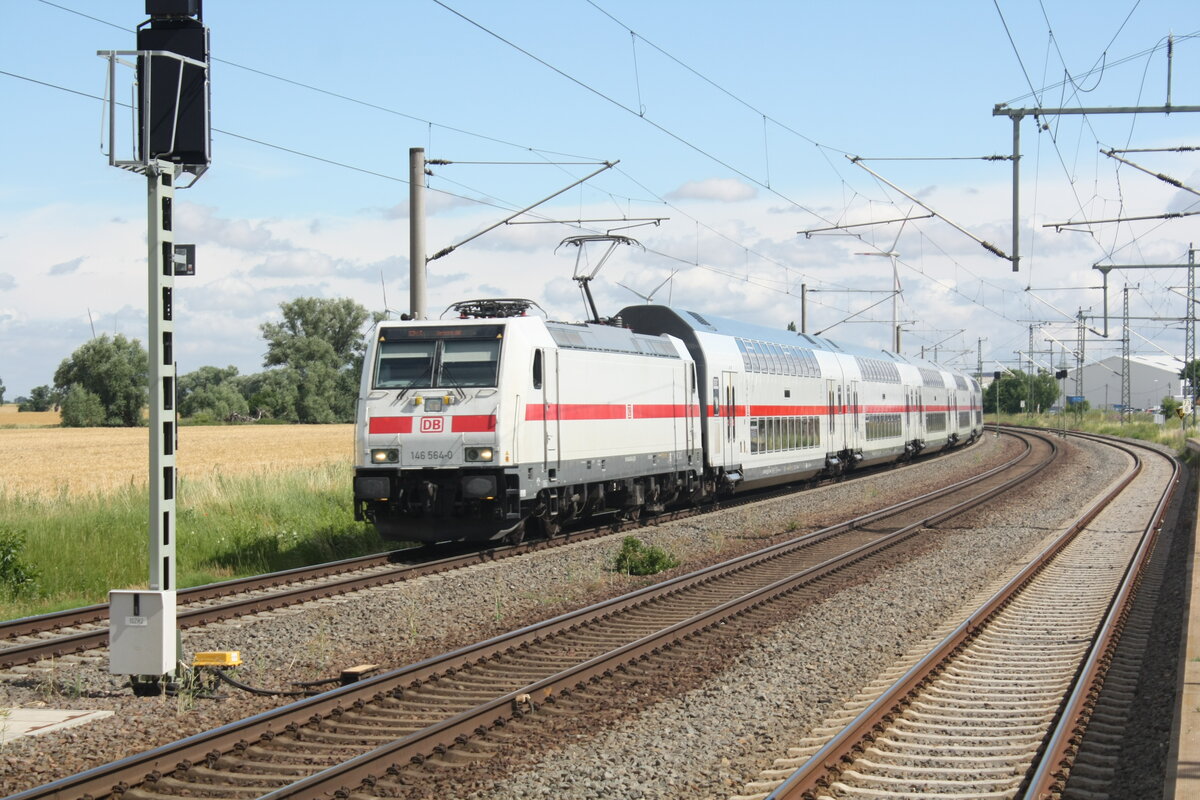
[353,300,982,543]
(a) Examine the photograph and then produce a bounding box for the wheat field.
[0,423,355,499]
[0,403,61,428]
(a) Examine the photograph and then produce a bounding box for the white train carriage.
[618,305,979,490]
[353,307,702,542]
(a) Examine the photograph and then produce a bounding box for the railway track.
[10,429,1063,800]
[0,437,984,673]
[733,430,1180,800]
[0,528,642,672]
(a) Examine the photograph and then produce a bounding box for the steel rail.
[1,530,626,668]
[0,548,417,638]
[8,431,1054,800]
[1022,434,1181,798]
[763,431,1176,800]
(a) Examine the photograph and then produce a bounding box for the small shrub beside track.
[612,536,680,576]
[0,528,40,600]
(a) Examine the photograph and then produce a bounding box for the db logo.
[420,417,444,433]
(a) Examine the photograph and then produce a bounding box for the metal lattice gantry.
[1122,286,1131,422]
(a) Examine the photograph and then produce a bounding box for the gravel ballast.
[0,433,1167,798]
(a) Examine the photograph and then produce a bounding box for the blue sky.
[1,0,1198,401]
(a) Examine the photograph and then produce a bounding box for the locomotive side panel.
[521,339,701,489]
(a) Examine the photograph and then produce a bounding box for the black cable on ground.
[204,667,313,697]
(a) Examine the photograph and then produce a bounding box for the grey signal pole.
[98,2,209,683]
[147,162,179,595]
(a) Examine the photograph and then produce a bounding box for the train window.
[766,343,785,374]
[805,349,821,378]
[440,340,501,387]
[375,341,436,389]
[532,350,543,390]
[736,339,752,370]
[747,340,766,372]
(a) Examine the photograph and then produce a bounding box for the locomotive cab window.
[374,324,503,390]
[375,341,436,388]
[440,340,501,387]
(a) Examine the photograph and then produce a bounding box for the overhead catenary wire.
[32,0,861,306]
[29,0,1064,334]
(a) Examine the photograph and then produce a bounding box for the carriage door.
[850,380,860,443]
[904,386,912,438]
[917,388,925,438]
[721,370,740,470]
[538,348,561,477]
[685,365,697,461]
[826,379,838,451]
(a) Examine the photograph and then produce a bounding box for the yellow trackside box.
[192,651,243,667]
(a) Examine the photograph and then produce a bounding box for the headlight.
[464,447,494,462]
[371,448,399,464]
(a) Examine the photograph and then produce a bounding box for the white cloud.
[48,256,85,276]
[666,178,757,203]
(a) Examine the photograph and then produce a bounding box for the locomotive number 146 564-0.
[407,449,456,462]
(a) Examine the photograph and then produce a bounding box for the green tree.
[236,370,300,422]
[52,334,148,426]
[786,321,797,332]
[1180,360,1200,402]
[19,385,57,412]
[1162,395,1183,418]
[259,297,375,423]
[59,384,106,427]
[984,371,1059,414]
[261,297,371,369]
[0,376,5,405]
[178,365,249,421]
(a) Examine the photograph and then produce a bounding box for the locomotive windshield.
[373,325,503,389]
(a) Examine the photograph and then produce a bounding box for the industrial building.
[1066,354,1186,411]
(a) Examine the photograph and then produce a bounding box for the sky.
[1,0,1198,399]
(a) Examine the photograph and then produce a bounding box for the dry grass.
[0,403,60,428]
[0,424,354,500]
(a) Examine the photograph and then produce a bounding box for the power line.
[34,0,604,163]
[32,0,843,304]
[428,0,835,228]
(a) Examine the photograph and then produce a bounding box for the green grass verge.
[993,409,1195,454]
[0,464,389,621]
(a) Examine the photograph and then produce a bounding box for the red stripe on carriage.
[524,403,700,421]
[746,404,830,416]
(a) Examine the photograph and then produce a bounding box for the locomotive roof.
[617,305,958,374]
[545,318,682,358]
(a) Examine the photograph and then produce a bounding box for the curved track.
[734,430,1180,800]
[9,429,1062,800]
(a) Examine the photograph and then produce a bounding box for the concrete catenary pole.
[409,147,426,320]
